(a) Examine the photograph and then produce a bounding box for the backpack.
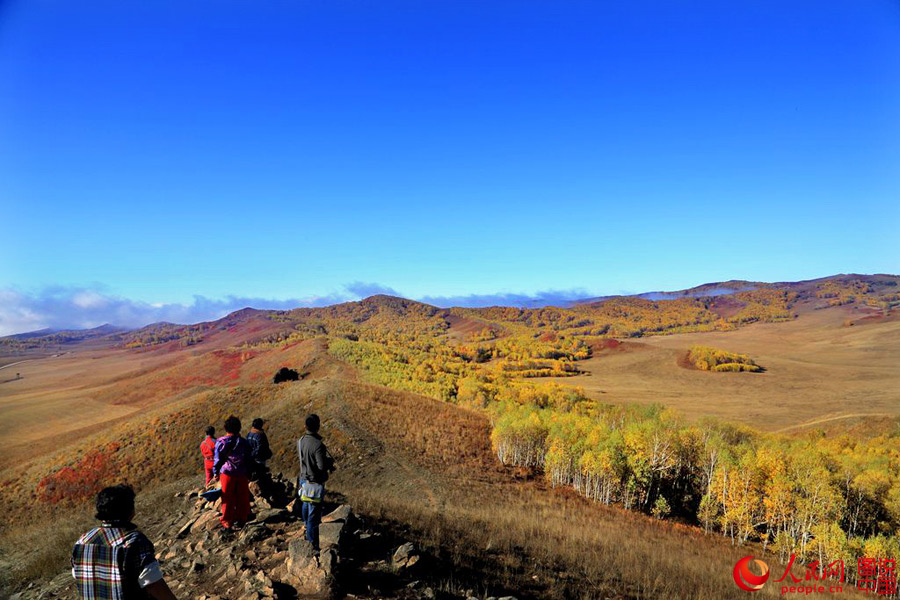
[258,440,273,462]
[248,431,273,462]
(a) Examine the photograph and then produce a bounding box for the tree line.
[491,397,900,577]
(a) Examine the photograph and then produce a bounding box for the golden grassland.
[559,305,900,430]
[2,276,899,598]
[0,371,874,599]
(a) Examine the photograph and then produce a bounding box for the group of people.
[70,413,334,600]
[199,416,273,529]
[200,417,273,488]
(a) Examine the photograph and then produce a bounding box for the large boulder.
[286,539,335,597]
[322,504,352,524]
[318,521,346,550]
[282,505,358,597]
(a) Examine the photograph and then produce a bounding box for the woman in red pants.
[213,415,252,529]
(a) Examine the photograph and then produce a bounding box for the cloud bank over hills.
[0,284,592,336]
[418,289,591,308]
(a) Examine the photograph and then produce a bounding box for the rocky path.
[20,473,520,600]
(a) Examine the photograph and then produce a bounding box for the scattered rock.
[254,508,291,524]
[29,493,523,600]
[392,542,420,571]
[239,523,272,544]
[175,519,197,539]
[194,510,221,532]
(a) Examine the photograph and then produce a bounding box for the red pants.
[219,473,250,527]
[204,464,215,486]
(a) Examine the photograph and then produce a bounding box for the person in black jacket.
[297,414,334,552]
[246,418,272,481]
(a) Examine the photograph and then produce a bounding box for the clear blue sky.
[1,1,898,317]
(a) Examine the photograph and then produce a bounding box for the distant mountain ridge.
[2,273,897,344]
[569,273,899,306]
[2,323,129,341]
[569,279,761,305]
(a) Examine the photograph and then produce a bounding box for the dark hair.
[95,484,135,523]
[305,414,320,433]
[251,418,265,429]
[205,426,215,437]
[224,415,241,434]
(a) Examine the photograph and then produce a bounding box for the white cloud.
[72,290,109,309]
[0,283,595,336]
[0,287,329,336]
[418,288,591,308]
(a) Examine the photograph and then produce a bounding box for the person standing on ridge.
[200,426,216,486]
[246,417,273,481]
[214,416,252,530]
[72,484,178,600]
[297,413,335,552]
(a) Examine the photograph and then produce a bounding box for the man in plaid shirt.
[72,484,178,599]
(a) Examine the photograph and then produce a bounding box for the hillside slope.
[0,338,877,599]
[2,275,897,599]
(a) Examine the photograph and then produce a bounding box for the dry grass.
[0,476,194,595]
[2,305,893,598]
[322,376,870,599]
[550,304,900,431]
[1,366,874,599]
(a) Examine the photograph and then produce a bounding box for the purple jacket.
[213,434,252,478]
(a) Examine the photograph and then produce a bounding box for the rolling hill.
[1,273,898,599]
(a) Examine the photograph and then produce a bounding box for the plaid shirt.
[72,523,160,599]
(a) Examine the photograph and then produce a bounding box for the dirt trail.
[773,412,894,433]
[0,360,31,371]
[316,380,443,513]
[295,341,484,515]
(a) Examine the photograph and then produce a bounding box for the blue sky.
[1,1,898,333]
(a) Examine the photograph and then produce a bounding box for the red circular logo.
[733,556,770,592]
